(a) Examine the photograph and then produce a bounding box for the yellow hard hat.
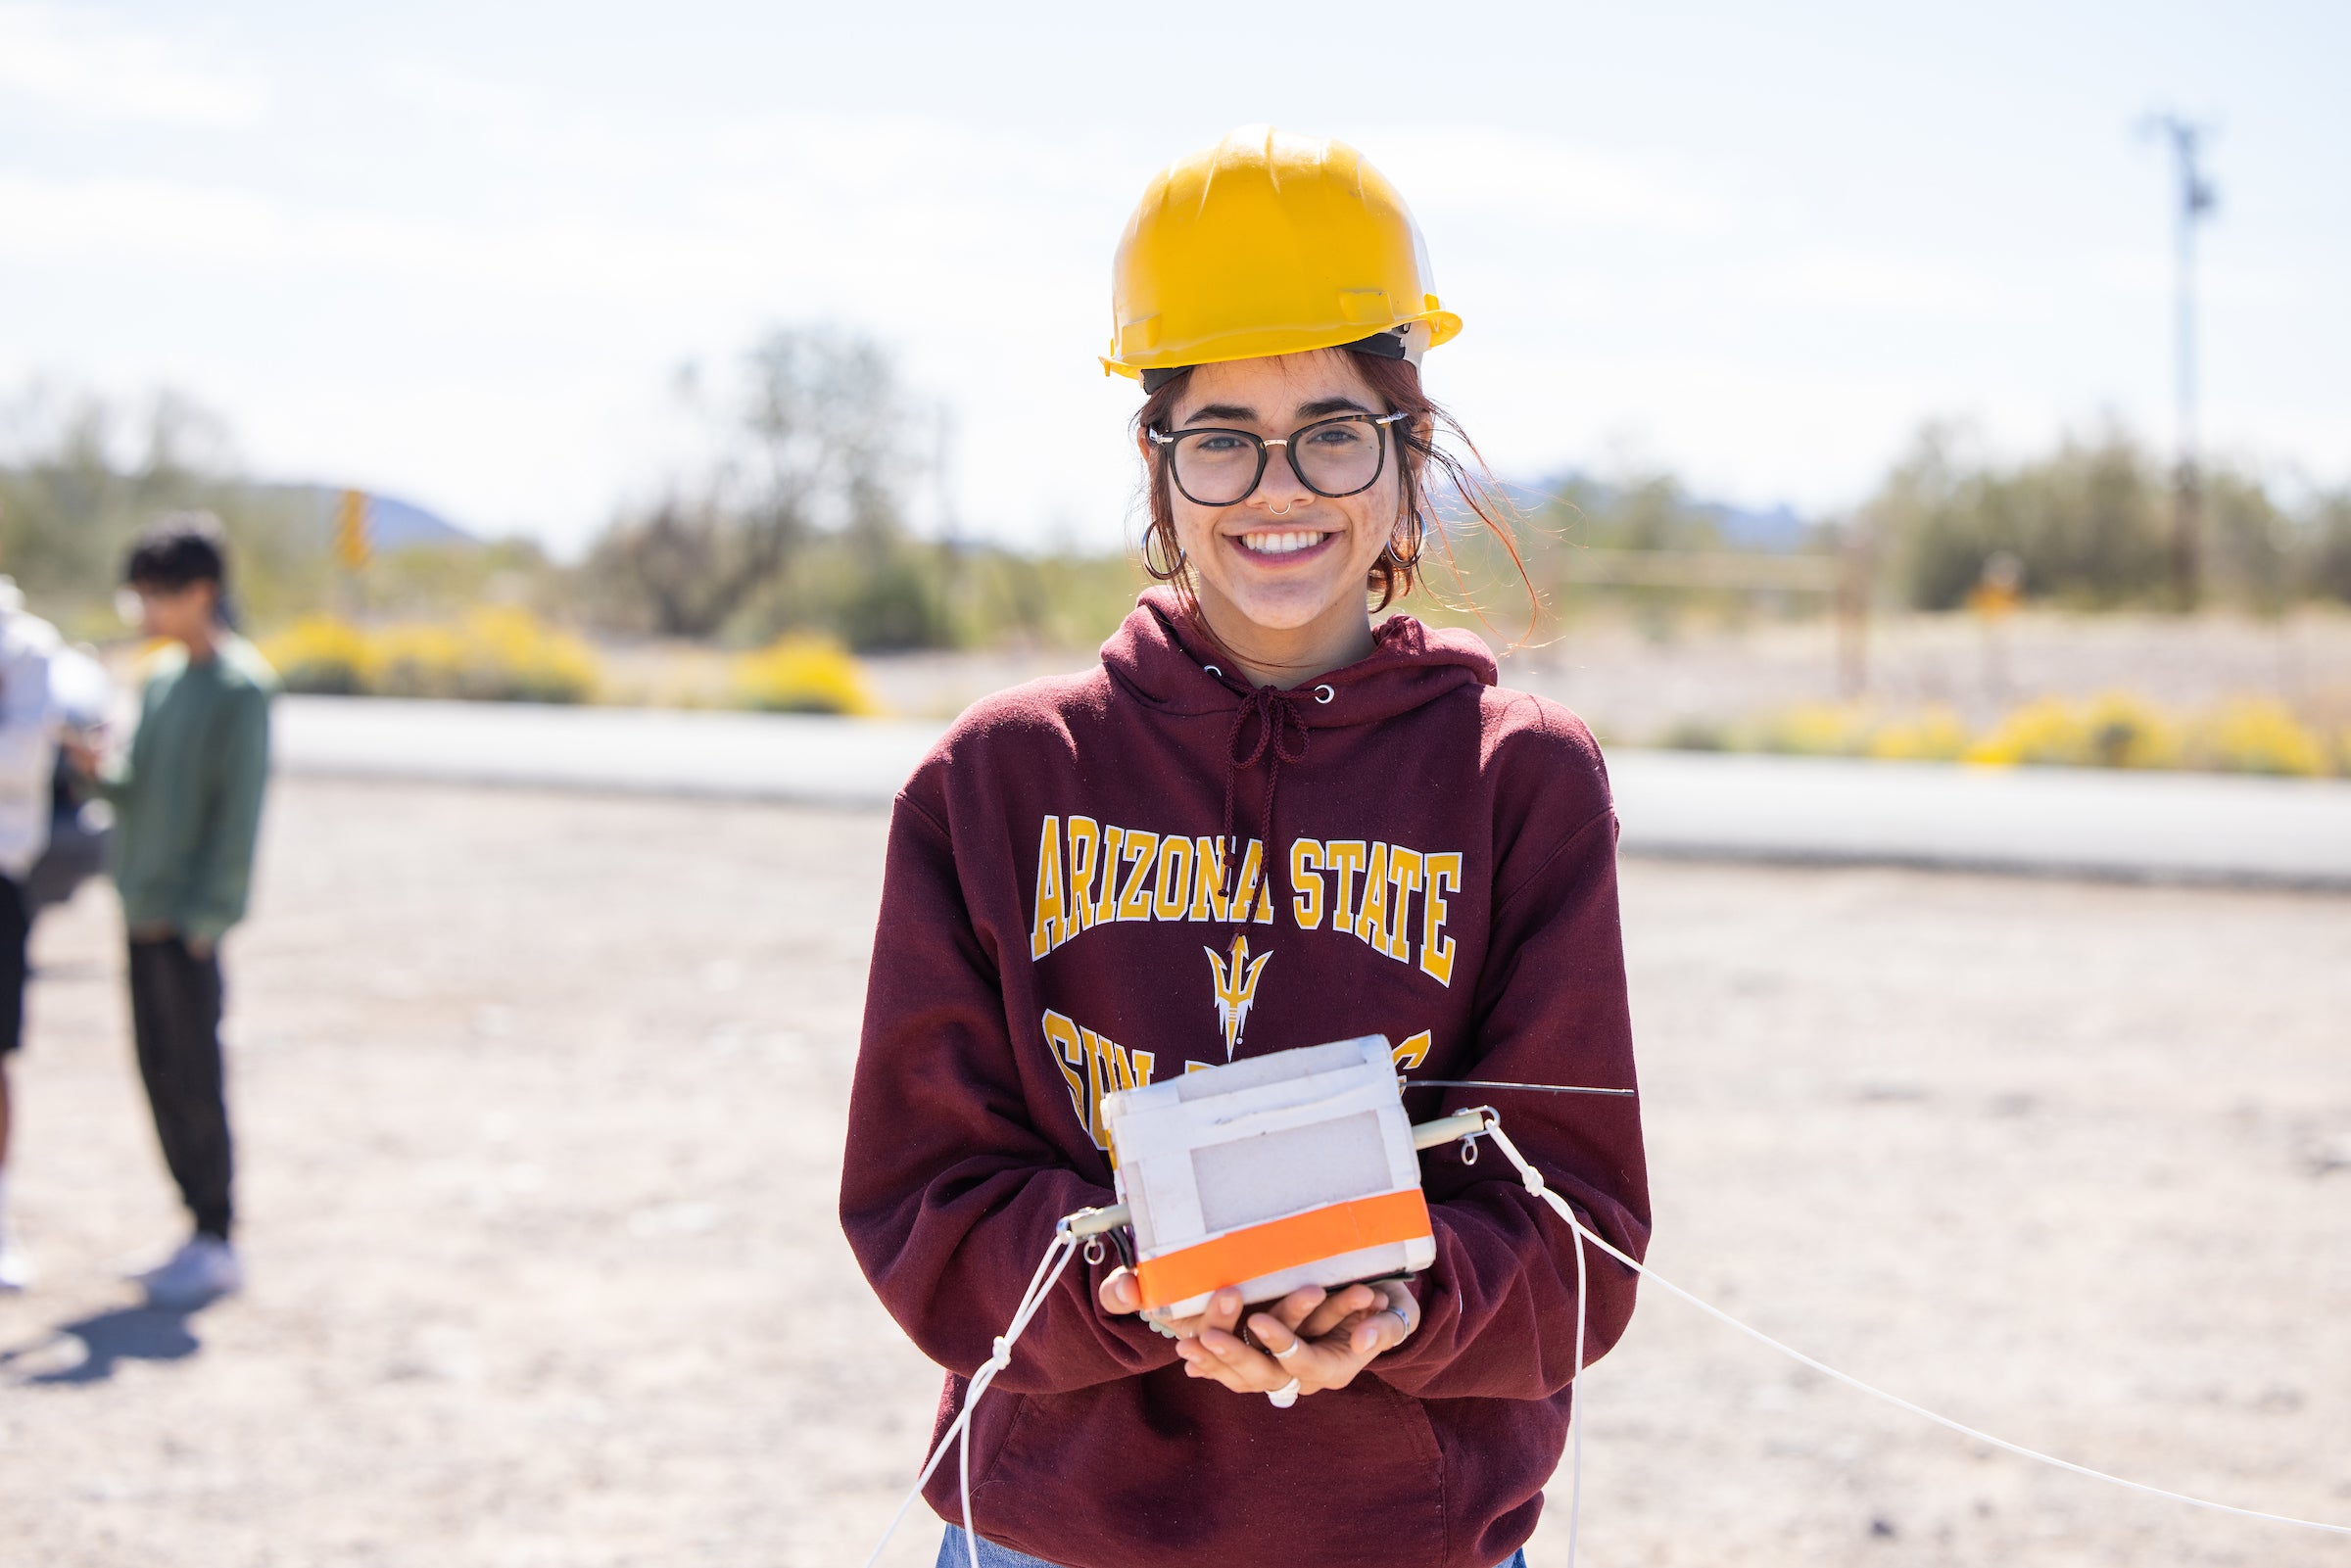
[1103,125,1463,391]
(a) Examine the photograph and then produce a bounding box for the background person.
[841,127,1650,1568]
[24,641,121,921]
[0,575,67,1292]
[66,512,276,1310]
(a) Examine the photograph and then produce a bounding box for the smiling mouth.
[1231,529,1336,559]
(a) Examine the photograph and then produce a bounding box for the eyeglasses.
[1149,411,1407,508]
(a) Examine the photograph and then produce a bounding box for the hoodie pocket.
[966,1389,1032,1500]
[1368,1377,1450,1549]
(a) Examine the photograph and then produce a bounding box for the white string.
[1478,1118,1591,1566]
[1474,1114,2351,1542]
[1564,1141,1588,1568]
[861,1228,1083,1568]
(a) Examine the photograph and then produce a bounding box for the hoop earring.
[1387,514,1423,571]
[1142,528,1188,581]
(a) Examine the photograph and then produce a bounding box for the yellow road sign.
[335,489,370,570]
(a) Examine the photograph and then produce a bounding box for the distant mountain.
[360,493,477,549]
[1691,499,1808,551]
[1507,473,1812,552]
[260,485,480,552]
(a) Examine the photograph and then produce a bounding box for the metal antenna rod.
[1401,1079,1637,1098]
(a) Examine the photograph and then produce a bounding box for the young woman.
[842,127,1650,1568]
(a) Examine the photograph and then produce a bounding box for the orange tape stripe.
[1135,1188,1432,1311]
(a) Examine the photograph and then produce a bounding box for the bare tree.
[588,328,911,638]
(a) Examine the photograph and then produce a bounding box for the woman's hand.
[1198,1279,1417,1400]
[1098,1270,1418,1400]
[1097,1268,1330,1345]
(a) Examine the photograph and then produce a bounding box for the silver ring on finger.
[1272,1336,1305,1360]
[1384,1306,1412,1338]
[1268,1377,1302,1408]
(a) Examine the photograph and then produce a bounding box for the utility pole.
[2142,114,2217,611]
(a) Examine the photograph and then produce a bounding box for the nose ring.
[1269,501,1292,515]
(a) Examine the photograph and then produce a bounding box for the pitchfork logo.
[1203,933,1271,1060]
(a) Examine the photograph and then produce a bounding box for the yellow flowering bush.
[1703,692,2344,777]
[730,635,881,716]
[1961,696,2076,767]
[2078,692,2183,769]
[1866,705,1971,763]
[262,615,371,695]
[262,610,600,703]
[1741,703,1972,762]
[1747,703,1874,757]
[364,622,469,698]
[1963,692,2180,769]
[2184,698,2328,777]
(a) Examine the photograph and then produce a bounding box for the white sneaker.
[137,1237,242,1308]
[0,1234,29,1292]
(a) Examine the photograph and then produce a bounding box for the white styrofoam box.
[1100,1035,1435,1318]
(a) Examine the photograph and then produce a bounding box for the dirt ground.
[0,779,2345,1568]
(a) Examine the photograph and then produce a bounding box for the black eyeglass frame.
[1148,411,1409,508]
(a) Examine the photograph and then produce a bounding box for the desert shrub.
[731,635,880,716]
[1714,693,2345,776]
[362,623,466,698]
[261,609,599,703]
[1746,703,1873,757]
[2305,492,2351,602]
[2203,472,2297,613]
[1866,706,1972,762]
[1963,693,2180,769]
[1961,697,2074,766]
[264,615,371,695]
[1872,424,2172,611]
[469,609,598,702]
[1657,716,1732,751]
[398,608,598,702]
[1712,702,1969,764]
[2184,698,2328,778]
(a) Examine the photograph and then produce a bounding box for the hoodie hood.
[1099,585,1497,728]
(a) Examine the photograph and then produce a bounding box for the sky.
[2,0,2345,555]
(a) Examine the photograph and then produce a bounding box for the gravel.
[0,779,2343,1567]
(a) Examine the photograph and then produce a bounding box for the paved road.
[274,696,2351,888]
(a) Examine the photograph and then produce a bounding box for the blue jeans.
[938,1526,1527,1568]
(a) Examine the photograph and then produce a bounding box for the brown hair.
[1131,353,1532,625]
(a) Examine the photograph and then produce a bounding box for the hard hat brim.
[1102,309,1463,382]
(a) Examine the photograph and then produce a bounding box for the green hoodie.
[98,636,278,946]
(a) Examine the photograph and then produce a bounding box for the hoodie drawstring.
[1219,685,1310,933]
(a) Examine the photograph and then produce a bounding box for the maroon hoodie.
[841,588,1650,1568]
